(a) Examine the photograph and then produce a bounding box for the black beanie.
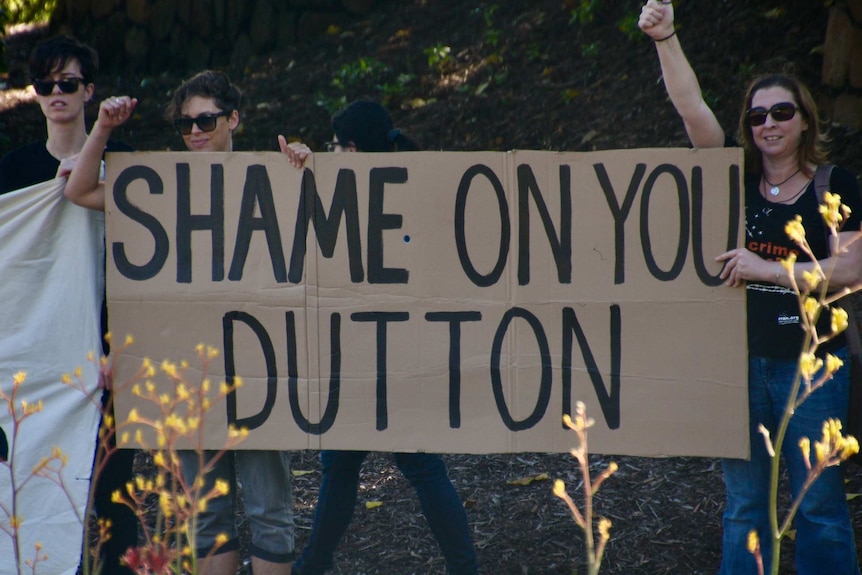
[331,100,395,152]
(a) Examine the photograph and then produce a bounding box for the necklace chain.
[767,177,811,205]
[763,168,801,196]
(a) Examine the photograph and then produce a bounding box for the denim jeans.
[178,449,295,563]
[294,450,478,575]
[719,349,859,575]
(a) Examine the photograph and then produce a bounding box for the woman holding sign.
[281,101,480,575]
[639,2,862,574]
[67,69,298,575]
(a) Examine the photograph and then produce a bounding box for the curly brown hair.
[164,70,242,121]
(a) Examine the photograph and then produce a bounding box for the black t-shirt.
[0,139,133,195]
[745,166,862,358]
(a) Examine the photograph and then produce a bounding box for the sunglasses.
[32,77,85,96]
[745,102,799,127]
[174,111,231,136]
[324,140,342,152]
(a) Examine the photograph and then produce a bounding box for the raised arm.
[638,0,724,148]
[64,95,137,211]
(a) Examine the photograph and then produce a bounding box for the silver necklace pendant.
[769,186,780,196]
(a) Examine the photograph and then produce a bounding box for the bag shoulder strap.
[813,164,835,205]
[814,164,862,354]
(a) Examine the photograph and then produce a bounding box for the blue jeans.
[178,449,295,563]
[294,450,478,575]
[719,350,859,575]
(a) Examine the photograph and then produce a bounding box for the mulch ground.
[5,0,862,573]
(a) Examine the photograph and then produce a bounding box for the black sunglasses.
[745,102,798,127]
[174,111,231,136]
[32,77,85,96]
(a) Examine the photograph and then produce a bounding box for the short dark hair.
[29,35,99,83]
[332,100,420,152]
[165,70,242,121]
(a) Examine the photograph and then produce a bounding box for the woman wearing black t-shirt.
[639,2,862,575]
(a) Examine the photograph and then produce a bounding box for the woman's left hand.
[715,248,769,287]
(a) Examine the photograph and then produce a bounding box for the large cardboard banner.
[107,148,747,458]
[0,179,105,575]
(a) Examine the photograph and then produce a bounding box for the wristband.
[655,30,677,42]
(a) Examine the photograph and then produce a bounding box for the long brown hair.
[736,73,829,177]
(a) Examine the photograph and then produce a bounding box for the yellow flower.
[803,296,820,322]
[207,346,219,360]
[214,479,230,496]
[784,215,806,244]
[746,529,759,554]
[111,490,123,504]
[153,451,166,467]
[799,437,811,462]
[176,383,190,400]
[801,269,821,291]
[161,360,177,378]
[124,334,135,346]
[214,533,229,547]
[819,191,845,228]
[598,517,612,542]
[553,479,566,498]
[825,353,844,377]
[799,352,823,380]
[831,306,848,334]
[13,371,26,386]
[780,252,797,273]
[127,408,139,423]
[61,373,72,385]
[159,492,173,518]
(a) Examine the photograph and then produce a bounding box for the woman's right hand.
[638,0,675,41]
[95,95,137,132]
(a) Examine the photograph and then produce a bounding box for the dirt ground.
[3,1,862,573]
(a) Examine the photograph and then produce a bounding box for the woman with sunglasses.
[279,101,480,575]
[0,34,141,575]
[68,69,297,575]
[639,2,862,574]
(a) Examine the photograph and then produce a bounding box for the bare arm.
[716,231,862,290]
[65,96,137,211]
[638,0,725,148]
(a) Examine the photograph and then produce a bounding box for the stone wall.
[822,0,862,128]
[48,0,379,74]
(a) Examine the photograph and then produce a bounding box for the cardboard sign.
[106,148,748,458]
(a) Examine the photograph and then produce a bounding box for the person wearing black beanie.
[281,101,479,575]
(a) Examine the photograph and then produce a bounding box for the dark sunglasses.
[32,77,85,96]
[174,111,231,136]
[745,102,799,127]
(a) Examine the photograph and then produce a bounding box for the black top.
[744,166,862,358]
[0,139,133,195]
